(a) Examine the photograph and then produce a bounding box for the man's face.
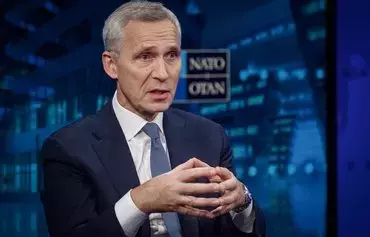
[106,20,181,119]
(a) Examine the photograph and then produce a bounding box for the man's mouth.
[148,89,171,99]
[149,89,169,93]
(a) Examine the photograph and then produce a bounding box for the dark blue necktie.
[142,123,182,237]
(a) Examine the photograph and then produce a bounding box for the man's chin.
[150,103,171,112]
[144,100,172,113]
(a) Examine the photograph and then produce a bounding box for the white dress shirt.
[111,92,255,236]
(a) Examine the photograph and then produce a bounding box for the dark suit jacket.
[41,103,266,237]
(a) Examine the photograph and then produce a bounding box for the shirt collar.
[112,90,164,141]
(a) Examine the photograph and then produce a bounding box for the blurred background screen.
[0,0,326,236]
[337,0,370,236]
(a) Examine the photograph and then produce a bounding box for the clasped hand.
[131,158,246,219]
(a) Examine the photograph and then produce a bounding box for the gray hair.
[102,0,182,52]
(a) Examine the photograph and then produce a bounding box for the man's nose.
[152,59,169,81]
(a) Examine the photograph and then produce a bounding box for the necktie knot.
[143,123,161,140]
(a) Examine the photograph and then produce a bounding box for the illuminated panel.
[247,94,265,106]
[230,85,244,96]
[268,115,296,176]
[96,95,104,111]
[227,22,296,50]
[73,97,82,119]
[307,27,326,41]
[232,144,253,160]
[47,103,56,125]
[225,125,259,138]
[301,0,325,16]
[31,163,37,193]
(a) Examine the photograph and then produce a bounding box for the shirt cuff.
[229,187,255,233]
[114,189,148,237]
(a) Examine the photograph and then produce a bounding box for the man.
[41,1,266,237]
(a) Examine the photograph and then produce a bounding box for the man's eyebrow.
[167,46,181,52]
[133,45,180,56]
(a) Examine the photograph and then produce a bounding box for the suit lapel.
[91,103,151,237]
[163,109,199,237]
[163,109,191,168]
[92,103,140,198]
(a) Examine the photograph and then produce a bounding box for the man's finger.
[173,158,212,172]
[215,167,233,180]
[172,158,200,171]
[178,167,216,182]
[176,205,214,219]
[187,159,222,183]
[179,182,222,195]
[211,203,234,216]
[210,205,224,214]
[178,195,221,207]
[209,175,222,183]
[218,190,238,206]
[172,158,209,171]
[192,158,211,168]
[219,177,238,192]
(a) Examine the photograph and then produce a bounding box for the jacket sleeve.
[215,125,267,237]
[40,137,128,237]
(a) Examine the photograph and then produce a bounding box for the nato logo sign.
[174,49,230,103]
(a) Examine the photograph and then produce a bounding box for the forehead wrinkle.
[122,20,179,50]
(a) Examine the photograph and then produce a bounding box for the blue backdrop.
[0,0,327,236]
[337,0,370,236]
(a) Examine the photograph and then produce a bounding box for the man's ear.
[102,51,118,79]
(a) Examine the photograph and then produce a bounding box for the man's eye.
[139,54,153,61]
[166,51,179,60]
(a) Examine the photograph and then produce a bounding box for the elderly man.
[41,1,266,237]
